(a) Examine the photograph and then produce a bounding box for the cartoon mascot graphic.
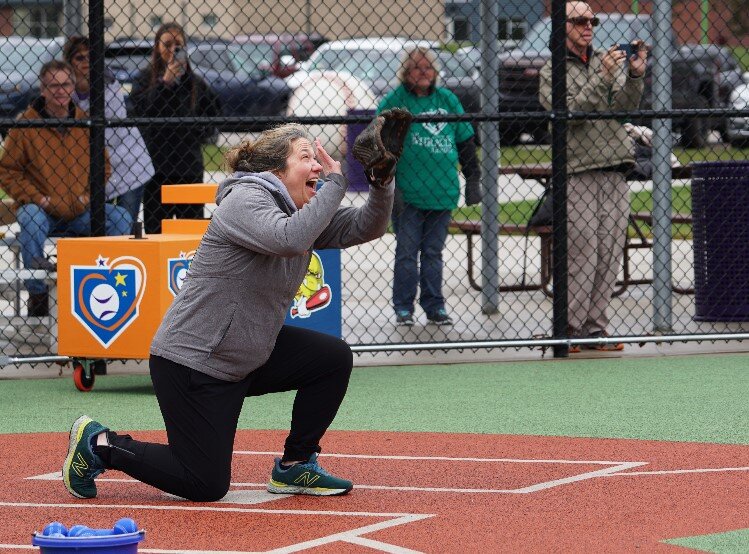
[291,251,332,318]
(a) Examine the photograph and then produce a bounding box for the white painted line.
[344,535,425,554]
[264,514,432,554]
[510,461,648,493]
[0,501,425,519]
[233,451,639,465]
[604,466,749,476]
[3,502,433,554]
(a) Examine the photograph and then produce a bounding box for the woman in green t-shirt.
[378,46,481,326]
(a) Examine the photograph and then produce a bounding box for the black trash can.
[692,160,749,321]
[345,108,375,192]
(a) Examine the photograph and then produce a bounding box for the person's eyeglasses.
[72,54,89,63]
[567,16,600,27]
[42,81,74,91]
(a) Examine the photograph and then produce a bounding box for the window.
[452,16,470,42]
[498,18,528,42]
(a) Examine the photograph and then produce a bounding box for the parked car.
[437,48,481,137]
[0,36,64,135]
[497,14,729,147]
[286,37,436,99]
[188,40,292,124]
[233,32,327,78]
[727,75,749,146]
[105,38,292,128]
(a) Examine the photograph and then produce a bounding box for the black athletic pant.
[100,326,353,501]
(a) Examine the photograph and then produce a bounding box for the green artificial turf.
[2,353,747,446]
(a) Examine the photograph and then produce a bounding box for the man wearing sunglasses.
[538,1,647,352]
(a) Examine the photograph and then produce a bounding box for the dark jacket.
[130,67,221,180]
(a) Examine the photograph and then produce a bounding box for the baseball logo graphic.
[70,255,147,348]
[167,250,196,297]
[89,283,120,321]
[291,251,333,318]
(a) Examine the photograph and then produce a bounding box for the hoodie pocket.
[207,301,238,359]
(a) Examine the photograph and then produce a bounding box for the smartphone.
[618,43,635,60]
[174,47,188,65]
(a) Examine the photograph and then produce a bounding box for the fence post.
[88,0,106,237]
[651,0,675,332]
[550,0,570,356]
[479,0,500,314]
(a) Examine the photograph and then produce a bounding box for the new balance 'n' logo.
[71,452,89,477]
[293,472,320,487]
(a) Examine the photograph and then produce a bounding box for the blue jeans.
[17,203,133,294]
[392,203,451,315]
[110,185,144,230]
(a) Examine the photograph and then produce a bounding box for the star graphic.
[114,272,127,287]
[121,290,128,298]
[96,255,109,267]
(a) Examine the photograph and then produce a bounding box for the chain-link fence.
[1,0,749,363]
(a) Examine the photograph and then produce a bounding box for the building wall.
[91,0,444,41]
[576,0,749,47]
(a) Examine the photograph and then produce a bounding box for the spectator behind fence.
[0,60,132,317]
[538,1,646,351]
[63,36,155,229]
[131,22,221,234]
[378,46,480,327]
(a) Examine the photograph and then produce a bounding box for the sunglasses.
[567,16,600,27]
[72,54,89,63]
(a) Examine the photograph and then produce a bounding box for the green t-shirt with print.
[378,85,474,210]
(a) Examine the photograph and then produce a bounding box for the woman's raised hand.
[315,139,341,176]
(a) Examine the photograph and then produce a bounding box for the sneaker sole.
[62,415,92,499]
[267,480,352,496]
[427,320,453,326]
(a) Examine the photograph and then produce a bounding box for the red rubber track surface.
[0,430,747,552]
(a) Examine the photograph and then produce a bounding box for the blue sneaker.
[267,453,353,496]
[395,310,414,326]
[427,308,453,325]
[62,415,108,499]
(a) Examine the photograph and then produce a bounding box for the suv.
[233,33,327,78]
[498,14,724,147]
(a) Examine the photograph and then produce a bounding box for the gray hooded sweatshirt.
[150,171,393,382]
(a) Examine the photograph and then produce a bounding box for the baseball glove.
[352,108,413,188]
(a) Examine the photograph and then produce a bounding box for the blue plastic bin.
[32,530,145,553]
[691,160,749,321]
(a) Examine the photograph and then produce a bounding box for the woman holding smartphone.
[131,22,221,234]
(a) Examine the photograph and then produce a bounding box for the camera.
[174,47,188,65]
[618,43,635,59]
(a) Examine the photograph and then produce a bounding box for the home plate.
[218,490,288,504]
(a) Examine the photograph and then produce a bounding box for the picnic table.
[450,163,694,296]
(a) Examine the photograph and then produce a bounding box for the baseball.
[90,283,120,321]
[175,267,188,290]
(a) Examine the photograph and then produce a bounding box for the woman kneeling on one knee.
[62,124,394,501]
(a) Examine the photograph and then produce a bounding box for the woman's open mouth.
[305,179,318,197]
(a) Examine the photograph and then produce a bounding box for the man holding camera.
[538,1,647,351]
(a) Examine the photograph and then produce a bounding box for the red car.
[233,33,327,78]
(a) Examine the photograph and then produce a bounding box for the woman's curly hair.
[225,124,312,174]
